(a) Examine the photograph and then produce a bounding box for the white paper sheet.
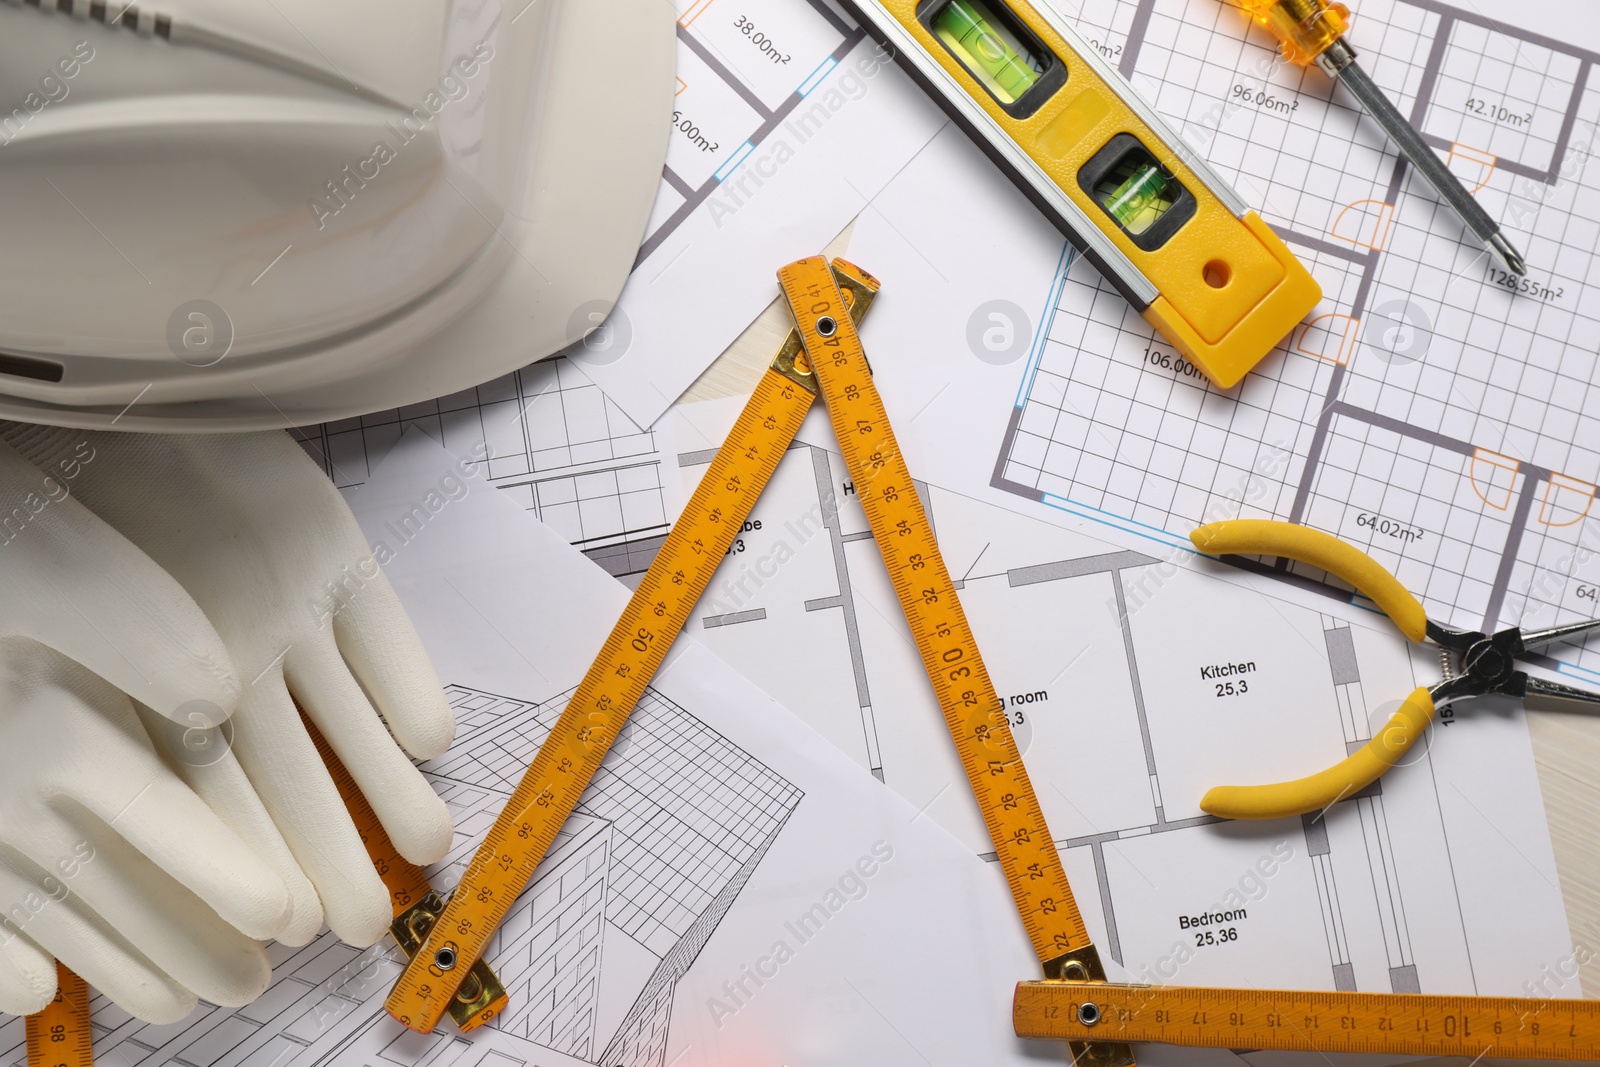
[841,0,1600,691]
[24,427,1178,1067]
[573,0,947,428]
[658,390,1575,1011]
[0,425,1255,1067]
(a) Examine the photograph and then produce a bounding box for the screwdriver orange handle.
[1229,0,1351,66]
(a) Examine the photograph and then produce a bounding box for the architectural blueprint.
[1,681,801,1067]
[665,394,1573,1000]
[839,0,1600,685]
[294,358,677,584]
[575,0,946,427]
[23,428,1135,1067]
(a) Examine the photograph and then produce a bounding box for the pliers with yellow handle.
[1190,519,1600,821]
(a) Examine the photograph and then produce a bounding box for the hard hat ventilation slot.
[0,352,65,383]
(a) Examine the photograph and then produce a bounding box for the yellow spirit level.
[838,0,1321,388]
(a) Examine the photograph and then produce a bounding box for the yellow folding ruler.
[381,256,1128,1064]
[25,964,91,1067]
[1015,981,1600,1060]
[302,712,507,1031]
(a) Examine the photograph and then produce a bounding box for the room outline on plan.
[678,429,1505,997]
[988,0,1600,682]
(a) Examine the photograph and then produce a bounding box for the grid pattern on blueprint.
[999,250,1342,533]
[504,462,669,555]
[1046,0,1135,63]
[426,685,802,958]
[1504,480,1600,666]
[993,0,1600,671]
[1343,84,1600,484]
[559,689,802,954]
[1130,0,1438,242]
[489,814,609,1055]
[1421,21,1582,175]
[295,356,671,566]
[1298,413,1523,621]
[19,936,407,1067]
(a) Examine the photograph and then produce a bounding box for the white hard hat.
[0,0,673,430]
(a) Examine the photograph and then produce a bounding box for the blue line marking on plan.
[715,141,756,182]
[1036,491,1193,553]
[799,57,837,96]
[1013,241,1074,408]
[1558,659,1600,685]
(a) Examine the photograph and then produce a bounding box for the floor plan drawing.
[0,684,801,1067]
[985,0,1600,679]
[296,358,675,584]
[577,0,946,430]
[643,0,868,261]
[674,418,1567,996]
[333,429,1147,1067]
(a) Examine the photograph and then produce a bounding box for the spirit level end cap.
[1143,212,1320,389]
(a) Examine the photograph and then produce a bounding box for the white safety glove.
[0,426,457,948]
[0,440,295,1022]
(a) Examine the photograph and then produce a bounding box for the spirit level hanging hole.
[1077,1001,1101,1026]
[434,946,457,971]
[1204,260,1232,288]
[815,315,838,337]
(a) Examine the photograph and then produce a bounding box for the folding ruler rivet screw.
[815,315,837,337]
[1077,1001,1101,1027]
[434,947,457,971]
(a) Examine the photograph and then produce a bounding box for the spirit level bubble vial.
[840,0,1322,387]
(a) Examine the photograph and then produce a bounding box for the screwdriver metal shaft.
[1231,0,1527,275]
[1318,39,1527,275]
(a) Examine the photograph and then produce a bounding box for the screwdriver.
[1230,0,1528,275]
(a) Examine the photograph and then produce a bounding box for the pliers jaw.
[1426,618,1600,713]
[1188,520,1600,821]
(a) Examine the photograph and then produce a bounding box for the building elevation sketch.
[296,358,675,585]
[676,424,1566,997]
[0,684,801,1067]
[989,0,1600,680]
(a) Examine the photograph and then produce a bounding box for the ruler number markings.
[777,257,1088,961]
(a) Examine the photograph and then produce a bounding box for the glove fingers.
[0,845,196,1024]
[134,703,323,947]
[70,756,291,942]
[229,675,392,947]
[286,637,453,867]
[0,443,239,722]
[0,919,58,1017]
[20,810,271,1009]
[334,573,455,760]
